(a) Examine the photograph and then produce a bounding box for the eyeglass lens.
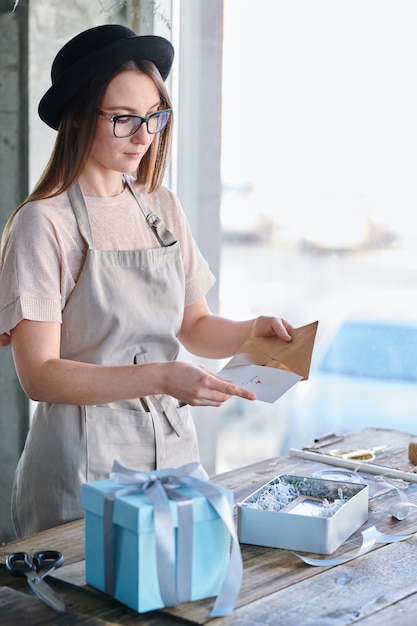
[114,110,171,137]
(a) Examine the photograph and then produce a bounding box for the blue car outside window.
[319,321,417,382]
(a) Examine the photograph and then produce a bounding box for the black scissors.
[6,550,65,612]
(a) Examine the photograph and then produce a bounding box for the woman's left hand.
[180,297,296,359]
[249,316,294,341]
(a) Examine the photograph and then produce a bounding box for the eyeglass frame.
[96,109,173,138]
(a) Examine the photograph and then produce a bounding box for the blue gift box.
[81,464,239,614]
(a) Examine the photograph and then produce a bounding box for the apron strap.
[68,182,95,247]
[68,178,177,248]
[124,176,177,248]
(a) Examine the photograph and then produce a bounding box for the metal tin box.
[237,474,369,554]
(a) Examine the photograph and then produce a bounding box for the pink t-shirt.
[0,183,215,334]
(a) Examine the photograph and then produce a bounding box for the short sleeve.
[0,199,82,334]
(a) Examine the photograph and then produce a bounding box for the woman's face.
[88,70,161,179]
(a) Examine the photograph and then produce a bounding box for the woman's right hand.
[160,361,256,407]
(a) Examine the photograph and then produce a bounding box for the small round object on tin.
[310,469,365,484]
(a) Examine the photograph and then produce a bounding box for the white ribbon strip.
[294,525,416,566]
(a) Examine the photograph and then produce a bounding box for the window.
[320,320,417,381]
[216,0,417,471]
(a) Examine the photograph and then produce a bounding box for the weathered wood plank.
[0,518,85,565]
[354,592,417,625]
[0,563,191,624]
[208,538,417,626]
[42,577,187,625]
[0,586,108,625]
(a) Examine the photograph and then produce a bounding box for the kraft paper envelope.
[218,321,318,403]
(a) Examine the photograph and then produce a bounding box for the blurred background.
[215,0,417,472]
[1,0,417,541]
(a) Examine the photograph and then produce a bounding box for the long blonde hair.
[1,60,173,255]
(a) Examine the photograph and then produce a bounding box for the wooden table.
[2,427,417,625]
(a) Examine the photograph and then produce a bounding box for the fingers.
[252,315,294,341]
[280,318,295,340]
[184,368,255,406]
[221,379,256,401]
[206,372,256,404]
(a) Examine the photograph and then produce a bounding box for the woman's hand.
[159,361,256,406]
[179,297,295,359]
[249,315,294,341]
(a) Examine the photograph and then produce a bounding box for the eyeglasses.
[97,109,172,138]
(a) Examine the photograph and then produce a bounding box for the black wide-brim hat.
[38,24,174,130]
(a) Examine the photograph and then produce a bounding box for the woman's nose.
[131,123,150,143]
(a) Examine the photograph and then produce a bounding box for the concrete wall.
[0,0,109,543]
[0,0,29,543]
[28,1,119,187]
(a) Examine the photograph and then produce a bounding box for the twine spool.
[408,440,417,465]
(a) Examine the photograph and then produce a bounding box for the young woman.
[0,24,293,537]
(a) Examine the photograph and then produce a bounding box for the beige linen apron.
[12,180,199,537]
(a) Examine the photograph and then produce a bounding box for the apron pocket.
[84,404,156,481]
[147,399,200,468]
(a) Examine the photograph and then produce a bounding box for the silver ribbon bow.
[103,461,242,617]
